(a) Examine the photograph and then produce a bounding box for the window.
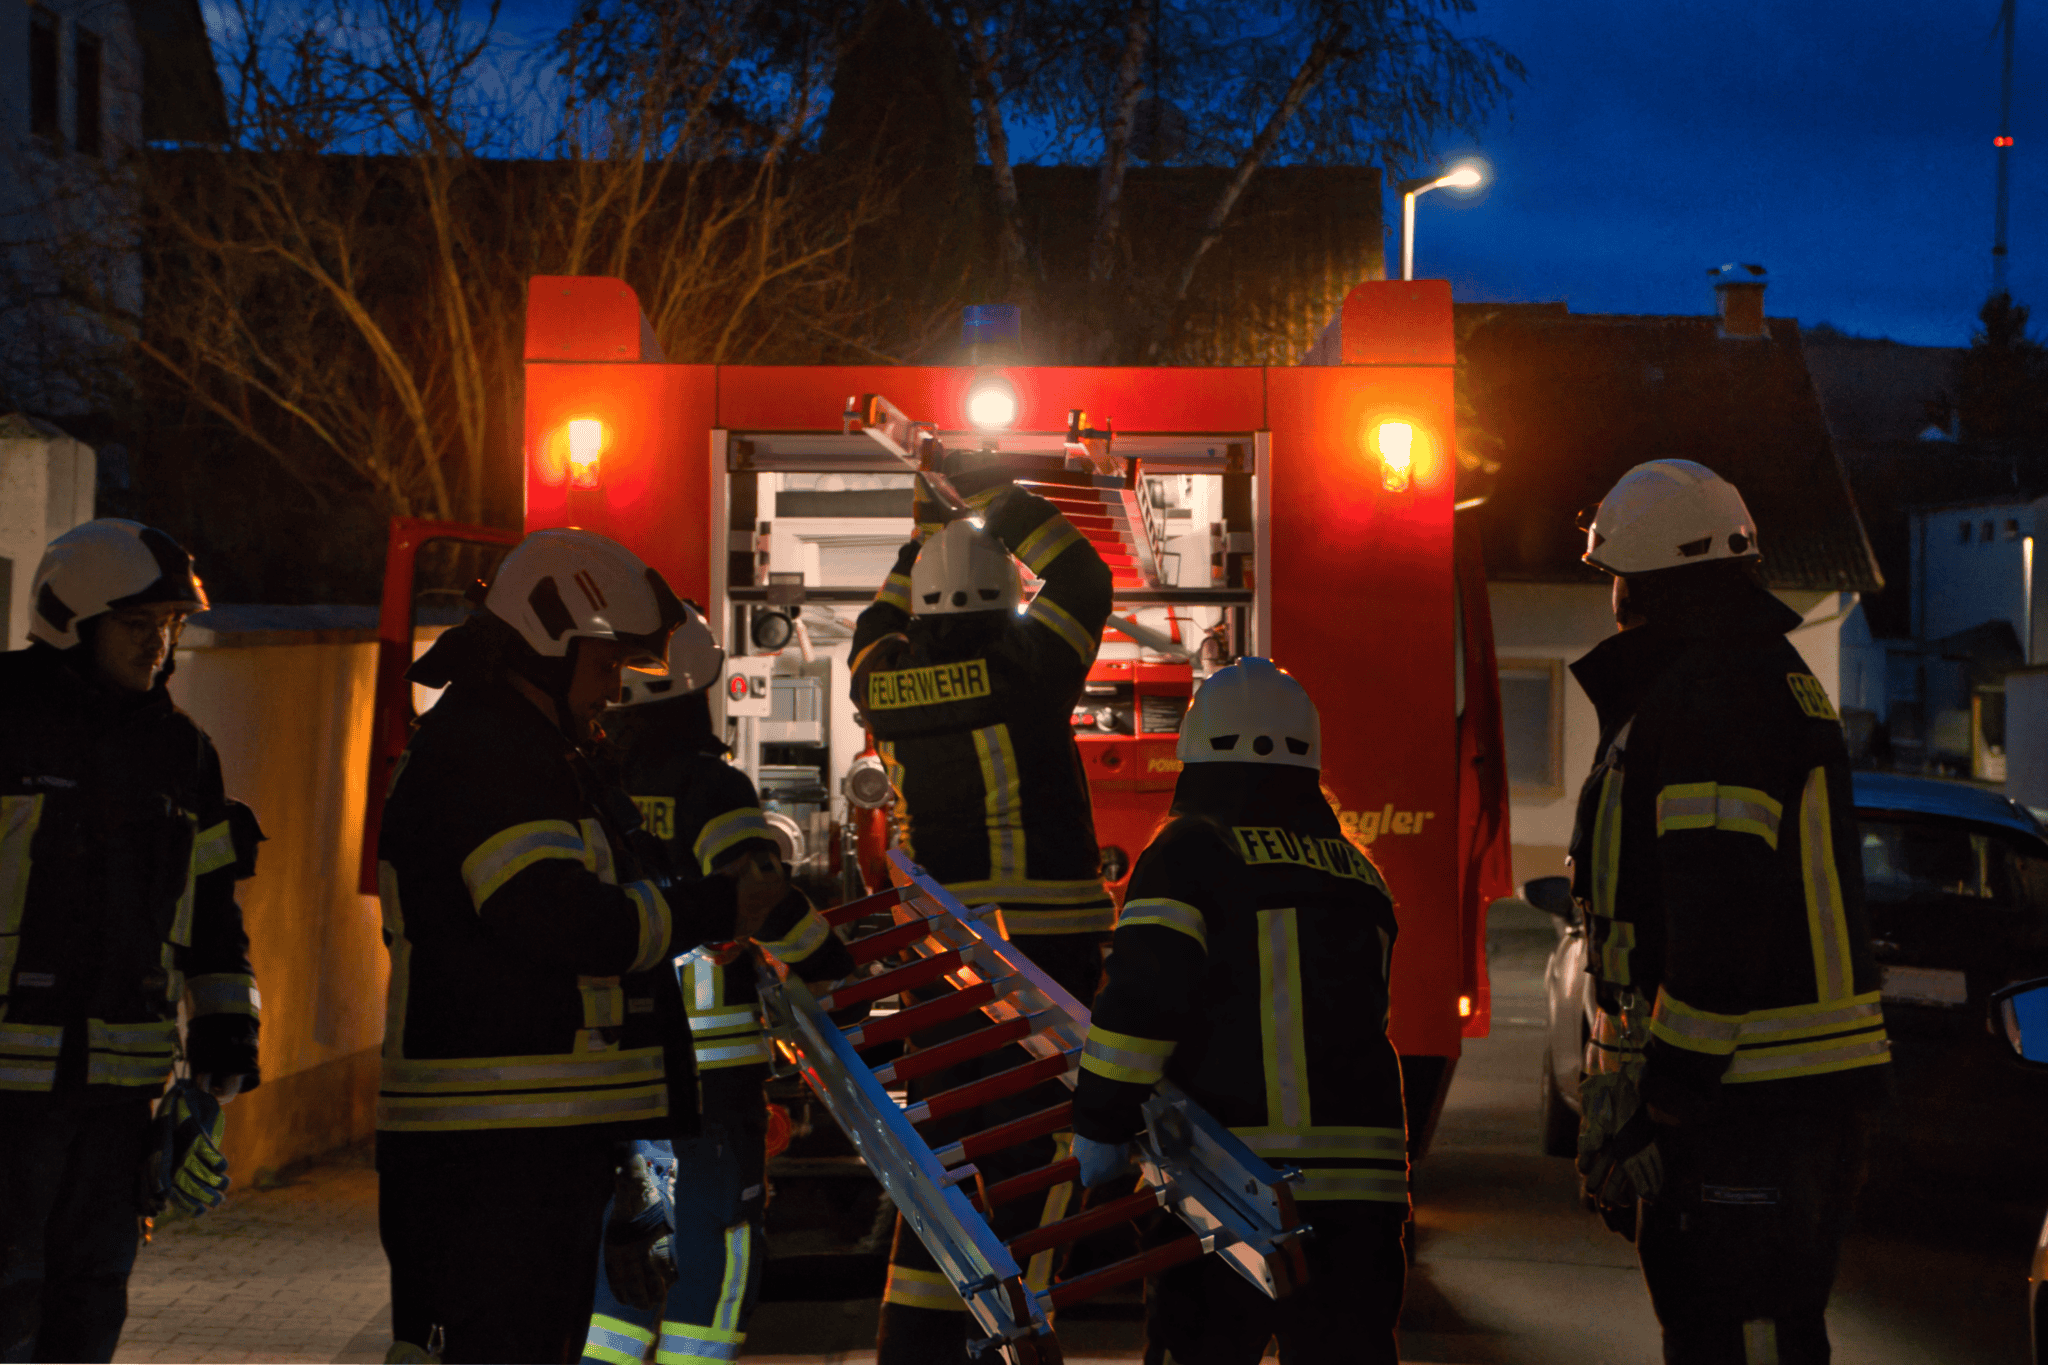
[29,6,61,147]
[2009,519,2023,541]
[1985,520,1997,543]
[74,27,102,156]
[1961,521,1973,545]
[1859,817,2048,911]
[1499,658,1564,798]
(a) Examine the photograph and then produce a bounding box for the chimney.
[1711,262,1768,339]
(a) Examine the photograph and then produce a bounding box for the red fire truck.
[364,273,1513,1151]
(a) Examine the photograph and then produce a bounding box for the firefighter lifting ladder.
[755,851,1312,1363]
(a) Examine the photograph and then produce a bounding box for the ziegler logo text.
[1335,804,1437,846]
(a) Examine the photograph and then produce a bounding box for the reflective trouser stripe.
[711,1222,752,1333]
[1116,897,1207,951]
[581,1313,652,1365]
[1797,766,1853,1002]
[970,725,1025,892]
[695,808,772,876]
[1743,1318,1780,1364]
[655,1323,743,1364]
[0,1020,62,1092]
[1257,907,1310,1129]
[882,1264,963,1311]
[462,820,585,910]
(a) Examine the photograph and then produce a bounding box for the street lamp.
[1398,161,1485,281]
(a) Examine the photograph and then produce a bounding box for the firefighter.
[1567,460,1891,1364]
[849,484,1114,1363]
[1069,657,1409,1365]
[579,608,853,1365]
[375,529,782,1364]
[0,520,263,1363]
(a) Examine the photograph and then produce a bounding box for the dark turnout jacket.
[1072,765,1409,1205]
[850,486,1114,935]
[375,674,739,1139]
[0,644,260,1106]
[1567,585,1891,1121]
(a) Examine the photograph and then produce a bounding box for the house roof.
[1801,334,1963,448]
[1455,303,1883,593]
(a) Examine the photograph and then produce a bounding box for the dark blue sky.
[1419,0,2044,346]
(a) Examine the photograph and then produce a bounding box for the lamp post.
[1398,161,1485,281]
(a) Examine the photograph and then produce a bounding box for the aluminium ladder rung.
[874,1015,1036,1087]
[1006,1186,1164,1260]
[971,1157,1082,1213]
[933,1101,1075,1167]
[821,948,965,1010]
[904,1051,1076,1126]
[844,979,1000,1049]
[844,916,942,965]
[1044,1235,1206,1310]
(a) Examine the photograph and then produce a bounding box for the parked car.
[1537,770,2048,1179]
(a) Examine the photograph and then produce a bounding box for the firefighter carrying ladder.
[755,851,1311,1363]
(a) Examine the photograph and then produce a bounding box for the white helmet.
[1176,657,1319,769]
[30,519,209,649]
[615,601,725,706]
[484,528,684,667]
[1582,460,1759,576]
[910,519,1022,616]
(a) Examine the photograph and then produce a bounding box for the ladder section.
[754,853,1310,1361]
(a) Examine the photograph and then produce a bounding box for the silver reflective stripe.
[1116,898,1208,952]
[382,1048,664,1092]
[1737,994,1884,1045]
[377,1084,668,1131]
[973,725,1025,885]
[1078,1026,1174,1085]
[694,1037,771,1068]
[85,1017,177,1087]
[0,1020,62,1092]
[713,1222,753,1333]
[585,1316,653,1362]
[624,880,672,974]
[1650,990,1744,1055]
[1236,1126,1406,1159]
[462,820,584,909]
[688,1006,760,1036]
[694,808,772,874]
[656,1323,745,1363]
[759,909,830,964]
[1724,1035,1891,1083]
[685,952,723,1012]
[187,973,260,1017]
[580,978,625,1029]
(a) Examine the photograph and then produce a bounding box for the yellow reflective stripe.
[1592,912,1635,988]
[687,1005,759,1036]
[1590,767,1624,922]
[0,795,45,938]
[694,1036,771,1069]
[714,1222,752,1333]
[882,1265,963,1311]
[685,953,725,1012]
[1015,515,1083,574]
[1257,907,1310,1129]
[580,977,625,1030]
[0,1020,63,1092]
[1649,988,1744,1055]
[192,819,237,876]
[624,879,673,974]
[1723,1034,1891,1083]
[377,1084,669,1132]
[876,572,913,613]
[1655,782,1784,848]
[85,1017,178,1087]
[1235,1126,1406,1159]
[971,724,1025,890]
[758,907,831,965]
[462,820,585,911]
[1797,767,1853,1001]
[381,1047,665,1093]
[695,807,772,875]
[1291,1167,1410,1202]
[1025,595,1097,663]
[584,1312,654,1365]
[187,973,260,1018]
[1080,1025,1175,1085]
[1743,1318,1780,1365]
[1117,897,1208,952]
[1027,1133,1076,1293]
[1734,991,1884,1045]
[945,877,1108,907]
[170,812,199,947]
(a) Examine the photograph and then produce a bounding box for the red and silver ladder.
[754,851,1310,1363]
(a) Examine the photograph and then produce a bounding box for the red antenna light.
[1997,135,2017,147]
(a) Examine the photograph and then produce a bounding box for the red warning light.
[1997,136,2016,147]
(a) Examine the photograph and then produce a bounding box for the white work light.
[966,372,1018,431]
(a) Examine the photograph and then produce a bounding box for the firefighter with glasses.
[375,529,782,1363]
[0,520,263,1363]
[1568,461,1890,1364]
[850,484,1113,1363]
[578,606,852,1365]
[1069,657,1410,1365]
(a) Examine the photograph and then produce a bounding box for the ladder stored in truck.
[754,851,1311,1363]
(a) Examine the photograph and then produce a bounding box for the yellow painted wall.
[168,640,388,1182]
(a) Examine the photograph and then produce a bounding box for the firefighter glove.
[604,1153,677,1312]
[1577,1106,1663,1209]
[141,1080,231,1217]
[1073,1135,1134,1189]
